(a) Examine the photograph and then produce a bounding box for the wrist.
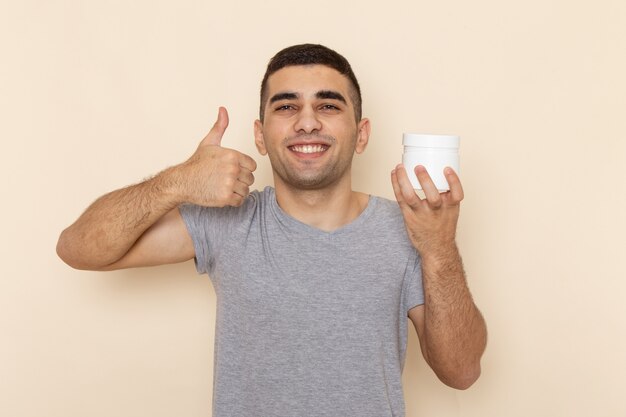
[151,165,187,207]
[418,243,465,286]
[418,240,460,263]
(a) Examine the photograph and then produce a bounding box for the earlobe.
[254,120,268,155]
[355,118,371,154]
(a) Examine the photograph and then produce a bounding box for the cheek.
[263,121,287,141]
[259,133,284,156]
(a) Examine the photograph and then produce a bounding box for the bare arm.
[56,175,190,271]
[391,164,487,390]
[57,107,257,271]
[407,249,486,390]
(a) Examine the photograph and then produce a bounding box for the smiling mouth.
[288,144,329,154]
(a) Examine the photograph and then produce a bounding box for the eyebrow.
[269,92,299,104]
[268,90,348,104]
[315,90,347,104]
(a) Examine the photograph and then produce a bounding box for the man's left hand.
[391,165,464,255]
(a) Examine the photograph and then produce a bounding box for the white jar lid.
[403,133,460,148]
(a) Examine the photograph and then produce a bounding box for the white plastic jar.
[402,133,460,191]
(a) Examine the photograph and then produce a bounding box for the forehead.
[265,65,352,99]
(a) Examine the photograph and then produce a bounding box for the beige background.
[2,0,625,416]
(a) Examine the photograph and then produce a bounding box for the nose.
[293,106,322,134]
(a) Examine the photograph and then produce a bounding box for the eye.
[275,104,295,111]
[320,104,340,111]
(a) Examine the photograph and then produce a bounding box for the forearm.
[57,167,183,270]
[420,244,487,388]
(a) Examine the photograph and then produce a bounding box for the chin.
[280,172,337,190]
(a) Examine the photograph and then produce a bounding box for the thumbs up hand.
[199,106,230,147]
[175,107,257,207]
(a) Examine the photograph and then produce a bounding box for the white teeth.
[291,145,326,154]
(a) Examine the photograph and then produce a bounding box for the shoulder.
[179,188,272,226]
[365,195,415,244]
[369,195,404,221]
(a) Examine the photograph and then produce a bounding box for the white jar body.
[402,134,460,191]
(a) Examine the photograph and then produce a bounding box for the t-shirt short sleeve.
[178,194,259,276]
[178,203,212,274]
[403,253,425,313]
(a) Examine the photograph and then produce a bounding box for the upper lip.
[284,135,334,148]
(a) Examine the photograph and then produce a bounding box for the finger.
[414,165,442,208]
[391,168,406,206]
[395,165,422,209]
[228,192,245,207]
[444,167,464,203]
[232,181,250,200]
[238,153,257,172]
[238,168,255,186]
[200,106,229,147]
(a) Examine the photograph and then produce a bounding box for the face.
[254,65,370,191]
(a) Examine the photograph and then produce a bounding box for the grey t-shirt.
[180,187,424,417]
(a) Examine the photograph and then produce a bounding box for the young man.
[57,44,486,417]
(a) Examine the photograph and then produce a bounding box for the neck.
[274,175,369,232]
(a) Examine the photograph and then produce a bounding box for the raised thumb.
[200,107,229,146]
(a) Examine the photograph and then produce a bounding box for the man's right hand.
[57,106,257,270]
[173,107,257,207]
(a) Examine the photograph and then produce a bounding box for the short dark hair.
[259,44,362,123]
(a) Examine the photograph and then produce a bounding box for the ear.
[354,118,371,154]
[254,119,268,155]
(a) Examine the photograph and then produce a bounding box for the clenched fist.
[174,107,257,207]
